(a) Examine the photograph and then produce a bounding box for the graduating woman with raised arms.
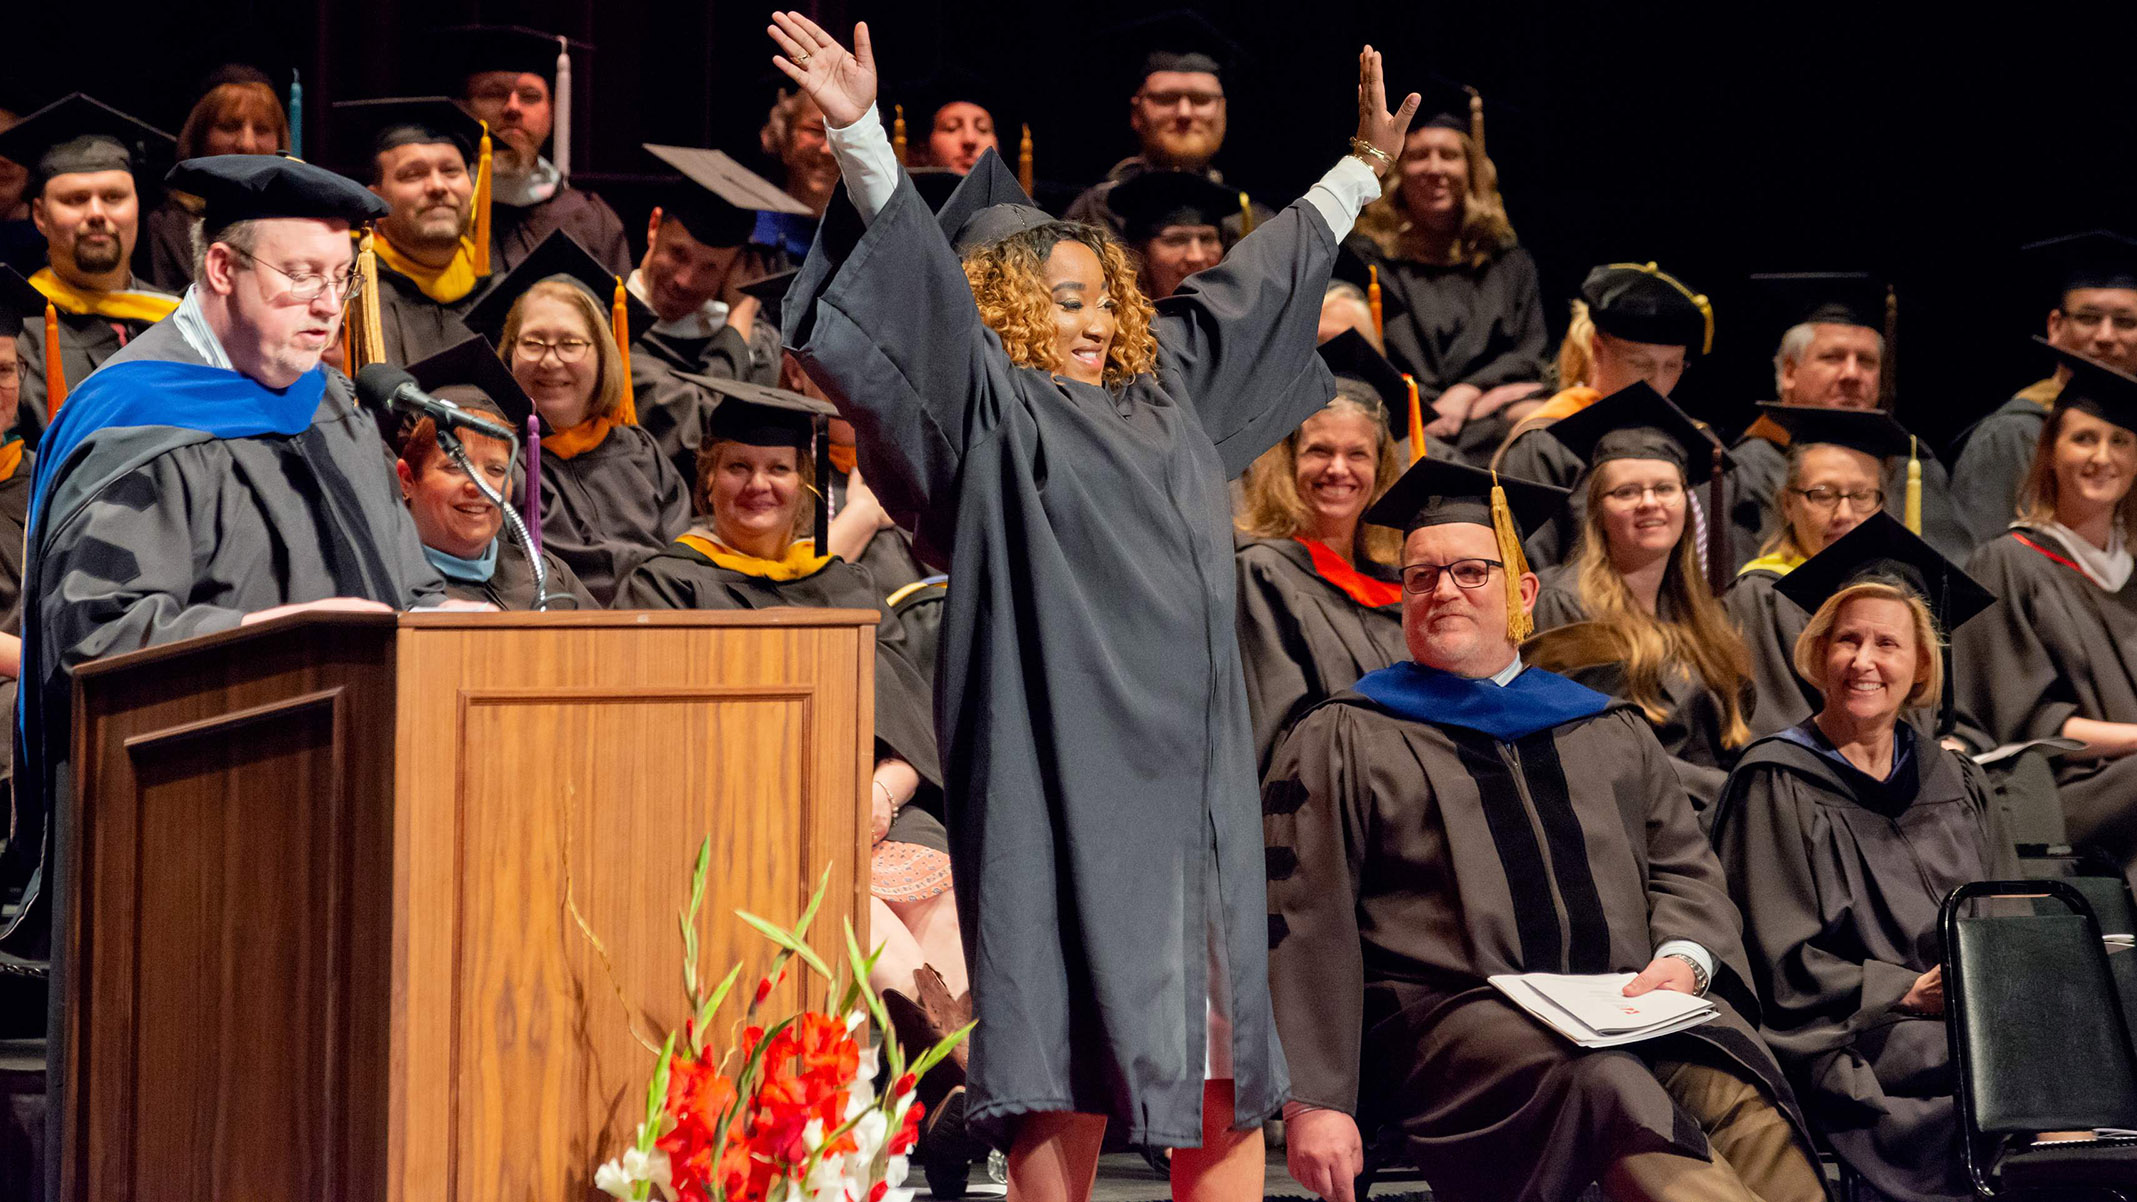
[767,11,1420,1200]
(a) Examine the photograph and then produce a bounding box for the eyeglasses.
[1137,88,1225,111]
[1791,485,1885,513]
[514,336,595,365]
[1601,481,1683,505]
[228,247,364,303]
[1401,558,1503,593]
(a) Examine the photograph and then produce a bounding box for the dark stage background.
[14,0,2137,450]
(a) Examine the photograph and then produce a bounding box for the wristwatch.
[1662,952,1710,995]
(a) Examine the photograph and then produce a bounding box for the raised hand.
[1354,45,1422,179]
[767,11,877,130]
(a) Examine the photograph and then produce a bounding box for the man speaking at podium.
[1,154,443,974]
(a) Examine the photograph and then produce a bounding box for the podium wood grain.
[60,610,876,1202]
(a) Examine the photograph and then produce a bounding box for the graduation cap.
[686,373,840,544]
[1753,402,1914,460]
[737,267,798,328]
[884,65,1013,169]
[1580,262,1712,355]
[433,24,589,88]
[1774,510,1996,735]
[1108,170,1239,244]
[1417,74,1486,149]
[934,148,1053,254]
[166,154,388,231]
[0,266,46,339]
[1106,9,1252,88]
[1749,271,1891,334]
[1544,382,1728,483]
[464,228,652,344]
[2036,336,2137,436]
[1318,329,1405,420]
[0,93,174,189]
[2023,231,2137,308]
[406,334,534,430]
[644,143,807,247]
[331,96,484,167]
[1363,457,1569,641]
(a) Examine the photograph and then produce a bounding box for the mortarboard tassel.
[552,36,573,183]
[1706,443,1727,595]
[1018,123,1034,196]
[1882,283,1899,409]
[1367,264,1384,342]
[43,303,65,413]
[1237,191,1255,237]
[1905,435,1922,535]
[611,276,636,425]
[287,70,302,160]
[352,230,385,372]
[891,104,907,167]
[1467,87,1485,158]
[471,123,494,277]
[1405,374,1426,464]
[1489,470,1534,644]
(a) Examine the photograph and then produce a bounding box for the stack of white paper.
[1488,972,1718,1049]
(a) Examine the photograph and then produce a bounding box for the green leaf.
[736,909,834,981]
[692,963,743,1059]
[904,1021,975,1081]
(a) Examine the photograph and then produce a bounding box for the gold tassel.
[1237,191,1255,237]
[43,302,65,413]
[1367,263,1384,342]
[471,122,494,277]
[1017,123,1034,195]
[1467,88,1486,157]
[352,229,384,372]
[891,103,907,167]
[1905,435,1922,534]
[1490,470,1534,643]
[1405,374,1426,464]
[611,276,636,425]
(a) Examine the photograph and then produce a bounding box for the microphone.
[354,364,516,442]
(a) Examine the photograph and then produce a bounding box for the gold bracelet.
[1349,138,1394,167]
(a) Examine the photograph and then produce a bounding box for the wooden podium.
[56,609,879,1201]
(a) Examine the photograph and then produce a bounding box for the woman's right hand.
[767,12,877,129]
[1898,965,1944,1016]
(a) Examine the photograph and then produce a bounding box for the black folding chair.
[1944,879,2137,1198]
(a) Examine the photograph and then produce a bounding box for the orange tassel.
[471,124,494,277]
[1405,374,1426,464]
[891,103,907,167]
[43,302,65,413]
[611,276,636,425]
[1018,123,1034,195]
[1367,264,1384,343]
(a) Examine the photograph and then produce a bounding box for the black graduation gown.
[784,170,1343,1146]
[1233,535,1405,776]
[490,186,632,277]
[6,317,444,959]
[0,447,34,621]
[1714,722,2018,1202]
[537,423,691,606]
[140,200,196,293]
[1529,566,1743,812]
[1265,683,1818,1202]
[371,264,483,369]
[632,319,785,484]
[15,275,175,448]
[1342,237,1547,445]
[1948,381,2056,545]
[609,541,943,830]
[439,534,598,610]
[1725,430,1973,569]
[1957,528,2137,879]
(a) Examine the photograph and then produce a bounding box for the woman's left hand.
[1354,45,1422,178]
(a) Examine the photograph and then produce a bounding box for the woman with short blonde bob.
[1234,333,1410,773]
[769,12,1423,1200]
[1715,514,2012,1202]
[1958,342,2137,884]
[498,274,689,604]
[1522,384,1753,810]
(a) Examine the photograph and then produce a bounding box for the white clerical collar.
[1488,655,1526,687]
[627,269,730,340]
[172,285,235,370]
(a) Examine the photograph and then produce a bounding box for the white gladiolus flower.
[851,1107,889,1160]
[594,1159,633,1198]
[885,1154,909,1187]
[802,1117,825,1152]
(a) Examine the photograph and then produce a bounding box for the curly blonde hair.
[961,222,1157,388]
[1236,387,1404,566]
[1352,126,1516,270]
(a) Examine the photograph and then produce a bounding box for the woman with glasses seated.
[489,245,690,605]
[1957,345,2137,884]
[1724,405,1913,738]
[1522,384,1754,812]
[1714,515,2014,1202]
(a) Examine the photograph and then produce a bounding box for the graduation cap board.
[463,228,652,344]
[332,96,485,167]
[1363,456,1570,642]
[1104,9,1252,87]
[884,65,1015,172]
[934,148,1052,254]
[644,143,808,247]
[406,334,534,430]
[0,266,45,338]
[1544,380,1731,591]
[1417,74,1486,150]
[1108,170,1239,244]
[682,372,840,545]
[1749,271,1891,334]
[2037,336,2137,436]
[166,154,388,232]
[1581,262,1712,355]
[1753,402,1915,460]
[0,93,174,188]
[434,24,590,87]
[1318,329,1406,421]
[2024,231,2137,307]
